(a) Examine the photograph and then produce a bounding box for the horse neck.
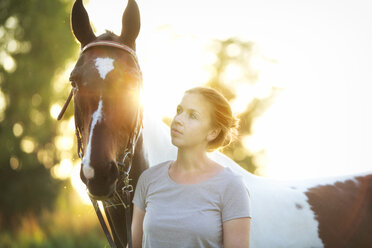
[125,132,148,183]
[141,105,177,167]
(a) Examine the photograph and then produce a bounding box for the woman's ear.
[207,127,221,142]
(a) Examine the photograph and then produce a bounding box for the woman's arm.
[131,204,146,248]
[223,217,251,248]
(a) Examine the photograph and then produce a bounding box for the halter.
[58,40,143,248]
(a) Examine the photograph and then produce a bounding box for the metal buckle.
[122,185,134,193]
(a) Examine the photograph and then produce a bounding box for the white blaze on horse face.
[82,97,104,179]
[95,57,115,80]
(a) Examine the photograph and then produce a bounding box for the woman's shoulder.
[219,166,245,182]
[216,166,249,192]
[217,167,250,202]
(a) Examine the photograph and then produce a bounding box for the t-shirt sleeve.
[221,175,252,222]
[132,171,148,211]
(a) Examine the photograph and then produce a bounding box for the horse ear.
[71,0,96,46]
[120,0,141,50]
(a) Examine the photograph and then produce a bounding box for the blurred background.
[0,0,371,246]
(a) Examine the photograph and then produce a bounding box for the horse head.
[69,0,142,199]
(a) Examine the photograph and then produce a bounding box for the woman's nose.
[174,113,184,125]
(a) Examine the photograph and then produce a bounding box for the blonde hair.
[185,86,239,151]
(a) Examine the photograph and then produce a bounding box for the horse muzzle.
[80,160,120,200]
[86,177,119,201]
[87,189,114,201]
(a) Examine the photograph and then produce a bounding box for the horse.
[57,0,148,247]
[61,0,372,247]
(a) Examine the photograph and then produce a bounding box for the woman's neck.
[175,147,211,172]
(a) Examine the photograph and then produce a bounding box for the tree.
[205,38,283,174]
[0,0,77,228]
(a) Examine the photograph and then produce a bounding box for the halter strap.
[81,41,140,65]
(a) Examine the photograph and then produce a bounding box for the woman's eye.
[176,108,181,114]
[190,113,197,119]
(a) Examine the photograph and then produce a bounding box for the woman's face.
[170,93,219,150]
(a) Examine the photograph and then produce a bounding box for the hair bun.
[230,117,240,129]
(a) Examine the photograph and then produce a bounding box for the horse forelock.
[97,30,118,41]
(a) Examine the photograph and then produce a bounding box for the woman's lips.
[171,128,183,135]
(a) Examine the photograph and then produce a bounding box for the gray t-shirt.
[133,160,252,248]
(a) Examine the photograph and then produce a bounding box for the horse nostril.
[109,161,119,180]
[110,161,117,167]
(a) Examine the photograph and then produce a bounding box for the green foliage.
[0,0,77,228]
[1,226,107,248]
[0,186,108,248]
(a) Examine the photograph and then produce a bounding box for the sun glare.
[50,103,61,120]
[51,159,73,180]
[68,0,372,184]
[83,0,300,180]
[86,0,125,35]
[71,161,91,205]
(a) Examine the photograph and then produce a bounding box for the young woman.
[131,86,251,248]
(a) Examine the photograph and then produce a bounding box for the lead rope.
[91,198,118,248]
[122,169,133,248]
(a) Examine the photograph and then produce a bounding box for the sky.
[83,0,372,179]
